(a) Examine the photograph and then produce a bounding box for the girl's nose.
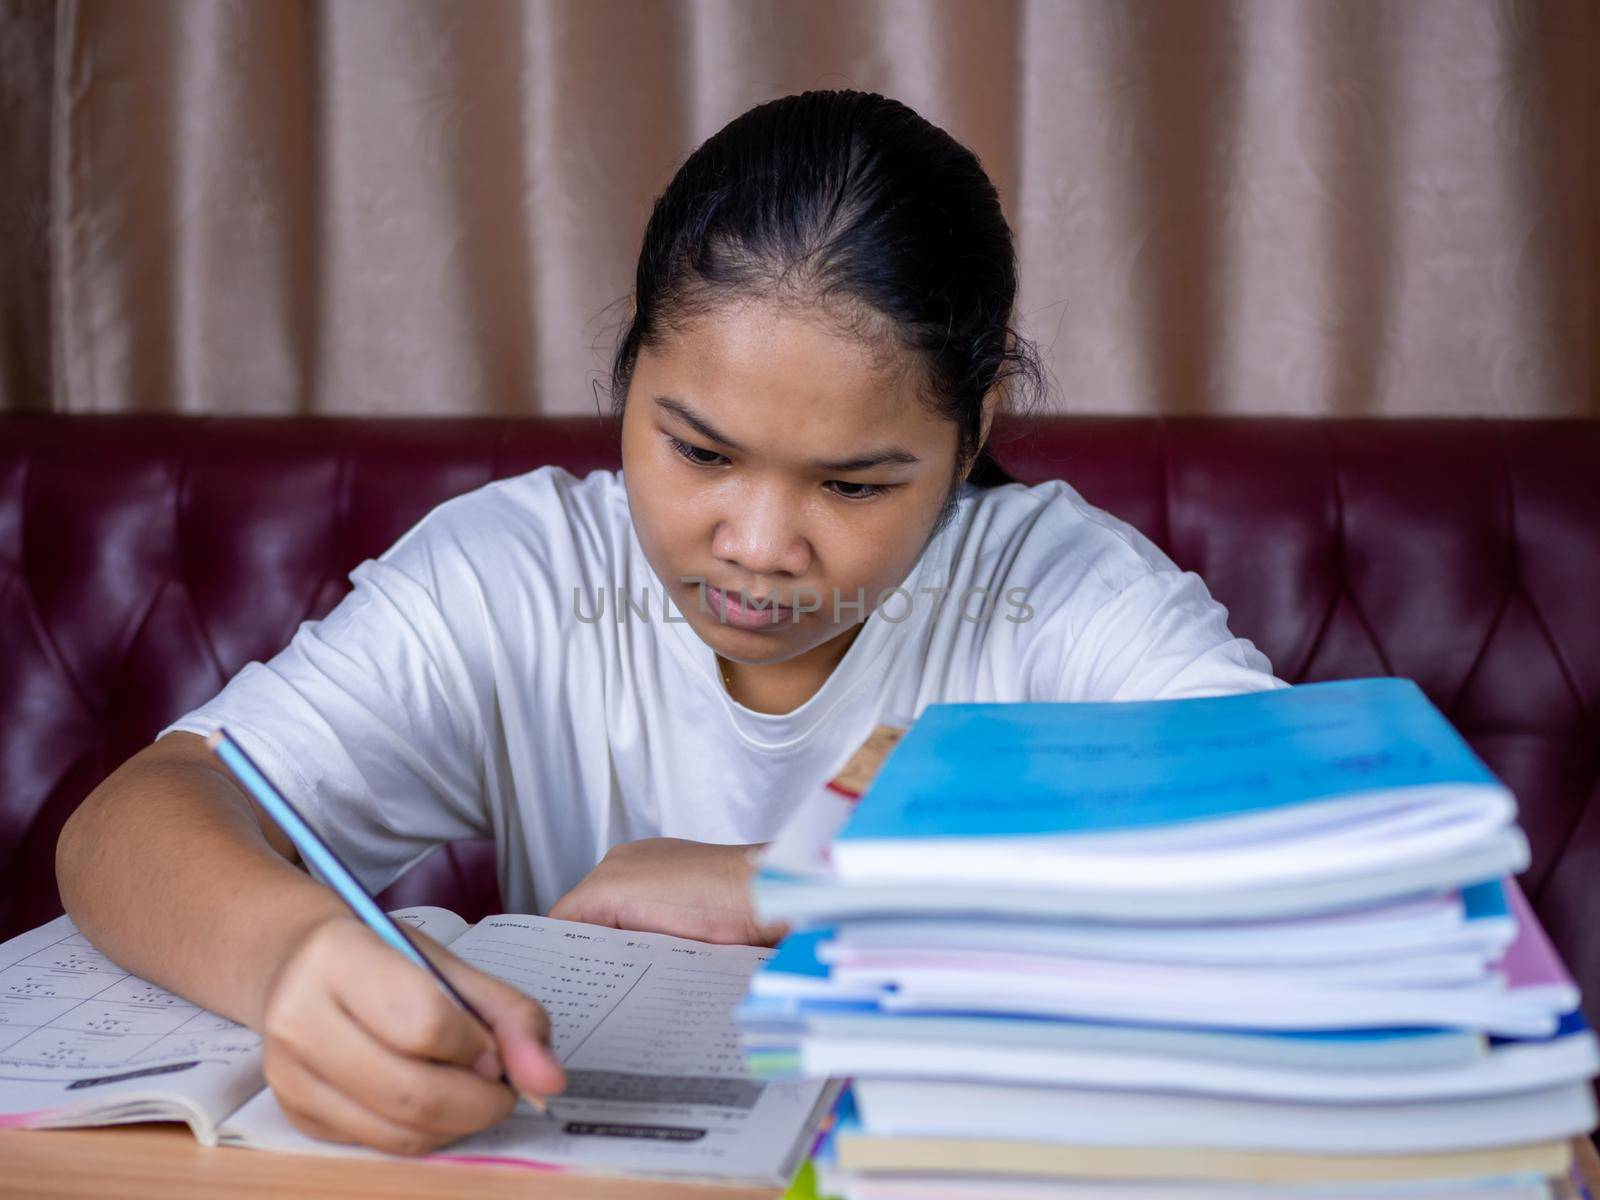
[711,490,811,580]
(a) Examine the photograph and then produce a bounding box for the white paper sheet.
[0,915,263,1138]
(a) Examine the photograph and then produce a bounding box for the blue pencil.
[205,727,551,1116]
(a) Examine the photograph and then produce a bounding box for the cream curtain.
[3,0,1596,418]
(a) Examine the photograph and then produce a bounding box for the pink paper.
[1497,876,1576,990]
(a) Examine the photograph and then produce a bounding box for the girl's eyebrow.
[652,394,922,472]
[813,447,923,472]
[654,395,743,448]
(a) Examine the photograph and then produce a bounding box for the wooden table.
[1579,1136,1600,1196]
[2,1124,1595,1198]
[0,1123,779,1198]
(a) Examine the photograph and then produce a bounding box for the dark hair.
[607,89,1044,527]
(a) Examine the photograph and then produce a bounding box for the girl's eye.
[662,435,889,499]
[826,480,891,501]
[666,435,727,467]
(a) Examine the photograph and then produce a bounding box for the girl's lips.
[704,584,792,630]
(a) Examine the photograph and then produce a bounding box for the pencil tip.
[519,1088,550,1115]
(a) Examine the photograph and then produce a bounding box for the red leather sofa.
[3,414,1597,1030]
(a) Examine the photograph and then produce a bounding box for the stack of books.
[738,679,1599,1199]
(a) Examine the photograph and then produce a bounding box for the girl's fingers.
[320,929,496,1071]
[318,990,516,1137]
[263,1040,458,1158]
[260,917,531,1156]
[431,955,567,1099]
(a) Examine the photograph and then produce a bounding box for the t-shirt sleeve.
[1011,490,1288,703]
[155,497,498,895]
[1051,567,1289,701]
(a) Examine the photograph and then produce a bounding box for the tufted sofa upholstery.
[3,414,1597,1030]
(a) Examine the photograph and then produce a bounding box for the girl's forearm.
[56,754,348,1030]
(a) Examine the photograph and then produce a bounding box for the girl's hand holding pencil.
[258,913,565,1156]
[203,727,566,1155]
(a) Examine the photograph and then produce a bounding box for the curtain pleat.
[0,0,55,412]
[3,0,1595,417]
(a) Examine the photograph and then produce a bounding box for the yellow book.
[835,1133,1572,1185]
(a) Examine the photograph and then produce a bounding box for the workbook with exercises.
[0,906,836,1186]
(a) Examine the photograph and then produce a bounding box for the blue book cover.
[838,677,1501,843]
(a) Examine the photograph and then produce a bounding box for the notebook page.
[390,905,471,946]
[0,915,262,1139]
[220,914,832,1184]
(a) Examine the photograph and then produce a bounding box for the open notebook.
[0,907,836,1186]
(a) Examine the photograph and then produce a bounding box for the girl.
[56,90,1283,1156]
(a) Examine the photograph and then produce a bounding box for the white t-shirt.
[159,468,1287,913]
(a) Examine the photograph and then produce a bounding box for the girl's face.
[620,296,967,679]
